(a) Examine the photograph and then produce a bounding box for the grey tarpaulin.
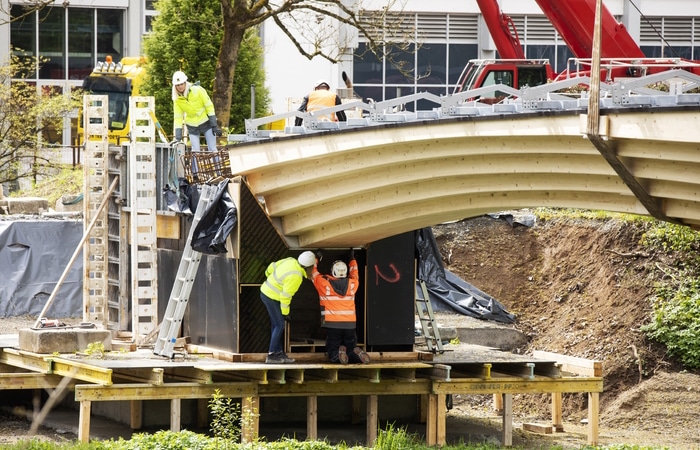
[415,227,516,324]
[0,220,82,317]
[191,179,238,255]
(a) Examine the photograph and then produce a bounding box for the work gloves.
[208,115,224,136]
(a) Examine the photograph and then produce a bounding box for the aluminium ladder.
[415,279,444,354]
[154,183,216,358]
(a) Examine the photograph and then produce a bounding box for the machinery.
[455,0,700,96]
[79,56,148,145]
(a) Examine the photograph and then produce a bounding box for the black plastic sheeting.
[191,179,238,255]
[415,227,516,324]
[0,220,82,317]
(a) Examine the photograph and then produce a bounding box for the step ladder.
[153,183,216,358]
[415,279,444,354]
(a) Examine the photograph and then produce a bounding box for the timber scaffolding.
[0,93,602,447]
[0,337,603,446]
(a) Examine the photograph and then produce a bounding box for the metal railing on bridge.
[231,68,700,143]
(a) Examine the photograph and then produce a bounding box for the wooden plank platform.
[0,341,603,447]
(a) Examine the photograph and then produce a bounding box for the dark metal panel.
[238,181,288,284]
[158,249,238,352]
[365,232,416,350]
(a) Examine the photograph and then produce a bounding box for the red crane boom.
[475,0,526,59]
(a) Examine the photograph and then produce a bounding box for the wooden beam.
[552,392,564,432]
[588,392,600,446]
[75,382,258,401]
[113,367,164,385]
[0,349,52,373]
[433,377,603,394]
[533,351,603,377]
[156,213,180,239]
[425,393,437,446]
[366,395,378,447]
[49,357,113,385]
[306,396,317,441]
[241,396,259,443]
[130,400,142,429]
[502,393,513,446]
[78,401,91,443]
[436,393,446,446]
[0,373,72,390]
[170,398,181,432]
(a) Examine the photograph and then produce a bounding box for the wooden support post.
[284,323,291,354]
[552,392,564,432]
[352,396,362,424]
[130,400,143,429]
[32,389,41,421]
[197,399,209,429]
[78,400,91,443]
[366,395,378,447]
[501,394,513,447]
[170,398,181,432]
[307,396,318,440]
[588,392,599,445]
[493,393,503,415]
[242,396,260,443]
[436,393,446,446]
[425,393,437,446]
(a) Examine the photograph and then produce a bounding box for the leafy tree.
[0,54,81,191]
[141,0,269,136]
[212,0,413,128]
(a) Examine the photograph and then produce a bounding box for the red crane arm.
[534,0,645,58]
[476,0,526,60]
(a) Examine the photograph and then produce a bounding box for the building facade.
[0,0,699,151]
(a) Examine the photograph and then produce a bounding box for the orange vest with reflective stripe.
[307,89,338,122]
[312,259,359,329]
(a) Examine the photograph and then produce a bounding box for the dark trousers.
[325,327,364,363]
[260,292,284,354]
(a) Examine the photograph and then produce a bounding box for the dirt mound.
[433,214,698,447]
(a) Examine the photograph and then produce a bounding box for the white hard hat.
[298,251,316,268]
[172,71,188,85]
[332,260,348,278]
[314,79,330,89]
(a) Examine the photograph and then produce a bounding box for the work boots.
[265,351,295,364]
[338,345,349,364]
[353,347,370,364]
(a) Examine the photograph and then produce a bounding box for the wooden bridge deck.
[0,336,602,446]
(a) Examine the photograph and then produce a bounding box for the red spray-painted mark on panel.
[374,264,401,284]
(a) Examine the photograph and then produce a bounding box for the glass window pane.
[38,7,65,80]
[69,8,94,80]
[640,45,662,58]
[97,9,123,62]
[11,6,36,59]
[354,43,383,84]
[555,44,574,74]
[526,44,555,62]
[353,85,383,104]
[449,44,477,85]
[417,43,446,85]
[385,43,414,84]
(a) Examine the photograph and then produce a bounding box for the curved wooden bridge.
[228,73,700,248]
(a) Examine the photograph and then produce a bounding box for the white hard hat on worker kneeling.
[314,79,330,89]
[332,260,348,278]
[298,251,316,268]
[172,71,188,85]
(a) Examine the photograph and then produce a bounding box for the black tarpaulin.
[191,179,238,255]
[415,227,516,324]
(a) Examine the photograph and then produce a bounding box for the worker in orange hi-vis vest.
[312,249,370,365]
[294,79,347,126]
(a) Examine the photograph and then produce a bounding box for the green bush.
[208,389,241,441]
[640,222,700,369]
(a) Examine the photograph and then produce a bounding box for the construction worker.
[294,79,347,126]
[171,70,223,152]
[260,251,317,364]
[312,250,370,365]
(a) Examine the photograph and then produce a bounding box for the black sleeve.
[295,96,309,126]
[335,95,347,122]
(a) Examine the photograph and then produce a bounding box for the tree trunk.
[214,19,244,129]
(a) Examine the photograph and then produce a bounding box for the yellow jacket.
[173,83,215,128]
[260,257,308,315]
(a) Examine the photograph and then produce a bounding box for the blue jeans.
[260,292,285,354]
[189,127,217,152]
